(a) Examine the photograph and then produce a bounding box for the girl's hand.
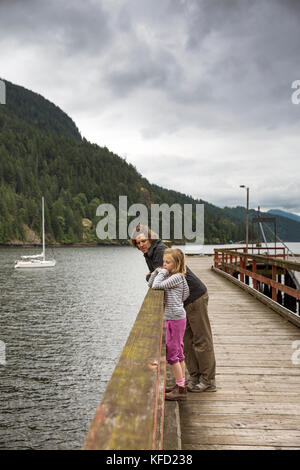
[157,267,162,272]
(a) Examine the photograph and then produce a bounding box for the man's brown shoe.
[165,385,187,401]
[187,381,216,392]
[165,383,177,393]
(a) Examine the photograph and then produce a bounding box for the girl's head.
[163,248,186,276]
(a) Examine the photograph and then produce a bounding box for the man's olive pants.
[184,292,216,385]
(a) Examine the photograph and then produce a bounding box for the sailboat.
[14,197,56,268]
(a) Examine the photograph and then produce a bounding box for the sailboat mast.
[42,197,45,261]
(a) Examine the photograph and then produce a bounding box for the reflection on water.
[0,246,148,450]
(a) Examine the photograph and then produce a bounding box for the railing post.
[230,254,233,276]
[243,248,248,285]
[253,260,257,289]
[215,250,220,269]
[272,265,277,302]
[240,255,244,283]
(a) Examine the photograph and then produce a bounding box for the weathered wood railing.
[219,246,286,258]
[213,247,300,327]
[83,289,166,450]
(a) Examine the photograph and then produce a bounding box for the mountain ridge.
[0,78,81,140]
[268,209,300,224]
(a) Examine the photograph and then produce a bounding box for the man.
[131,225,216,392]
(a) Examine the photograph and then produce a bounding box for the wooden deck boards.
[179,256,300,450]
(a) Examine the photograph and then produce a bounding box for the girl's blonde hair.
[163,248,187,276]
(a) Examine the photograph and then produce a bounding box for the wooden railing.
[83,289,166,450]
[213,247,300,325]
[221,246,286,258]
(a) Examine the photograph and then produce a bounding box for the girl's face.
[163,255,175,273]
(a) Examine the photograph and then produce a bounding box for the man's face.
[136,234,152,254]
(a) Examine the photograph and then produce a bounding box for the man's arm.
[183,278,190,301]
[151,244,166,270]
[146,243,166,281]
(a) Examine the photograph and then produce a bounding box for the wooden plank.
[213,335,300,344]
[180,414,300,430]
[183,444,300,450]
[185,393,300,403]
[214,374,300,384]
[215,367,300,375]
[215,346,296,351]
[181,428,300,446]
[180,401,300,415]
[212,360,297,367]
[213,385,300,394]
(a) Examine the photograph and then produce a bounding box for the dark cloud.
[0,0,111,55]
[104,43,183,97]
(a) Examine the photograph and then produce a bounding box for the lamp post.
[240,185,249,252]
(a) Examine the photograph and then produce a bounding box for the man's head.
[130,224,158,254]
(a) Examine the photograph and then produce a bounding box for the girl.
[148,248,189,401]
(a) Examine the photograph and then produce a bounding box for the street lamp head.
[240,185,245,188]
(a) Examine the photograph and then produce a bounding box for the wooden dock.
[179,256,300,450]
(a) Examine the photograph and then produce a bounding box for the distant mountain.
[268,209,300,223]
[223,207,300,243]
[1,78,300,244]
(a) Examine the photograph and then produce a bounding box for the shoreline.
[0,241,130,248]
[2,242,300,252]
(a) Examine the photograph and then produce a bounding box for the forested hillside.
[0,79,299,245]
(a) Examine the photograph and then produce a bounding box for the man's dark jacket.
[144,239,207,306]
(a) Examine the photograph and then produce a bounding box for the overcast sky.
[1,0,300,214]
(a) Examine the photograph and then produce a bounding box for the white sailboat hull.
[14,259,56,268]
[14,197,56,269]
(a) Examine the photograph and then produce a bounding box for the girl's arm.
[148,268,159,288]
[152,269,183,290]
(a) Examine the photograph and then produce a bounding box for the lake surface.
[1,241,299,450]
[0,246,148,450]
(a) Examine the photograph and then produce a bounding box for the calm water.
[0,246,148,450]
